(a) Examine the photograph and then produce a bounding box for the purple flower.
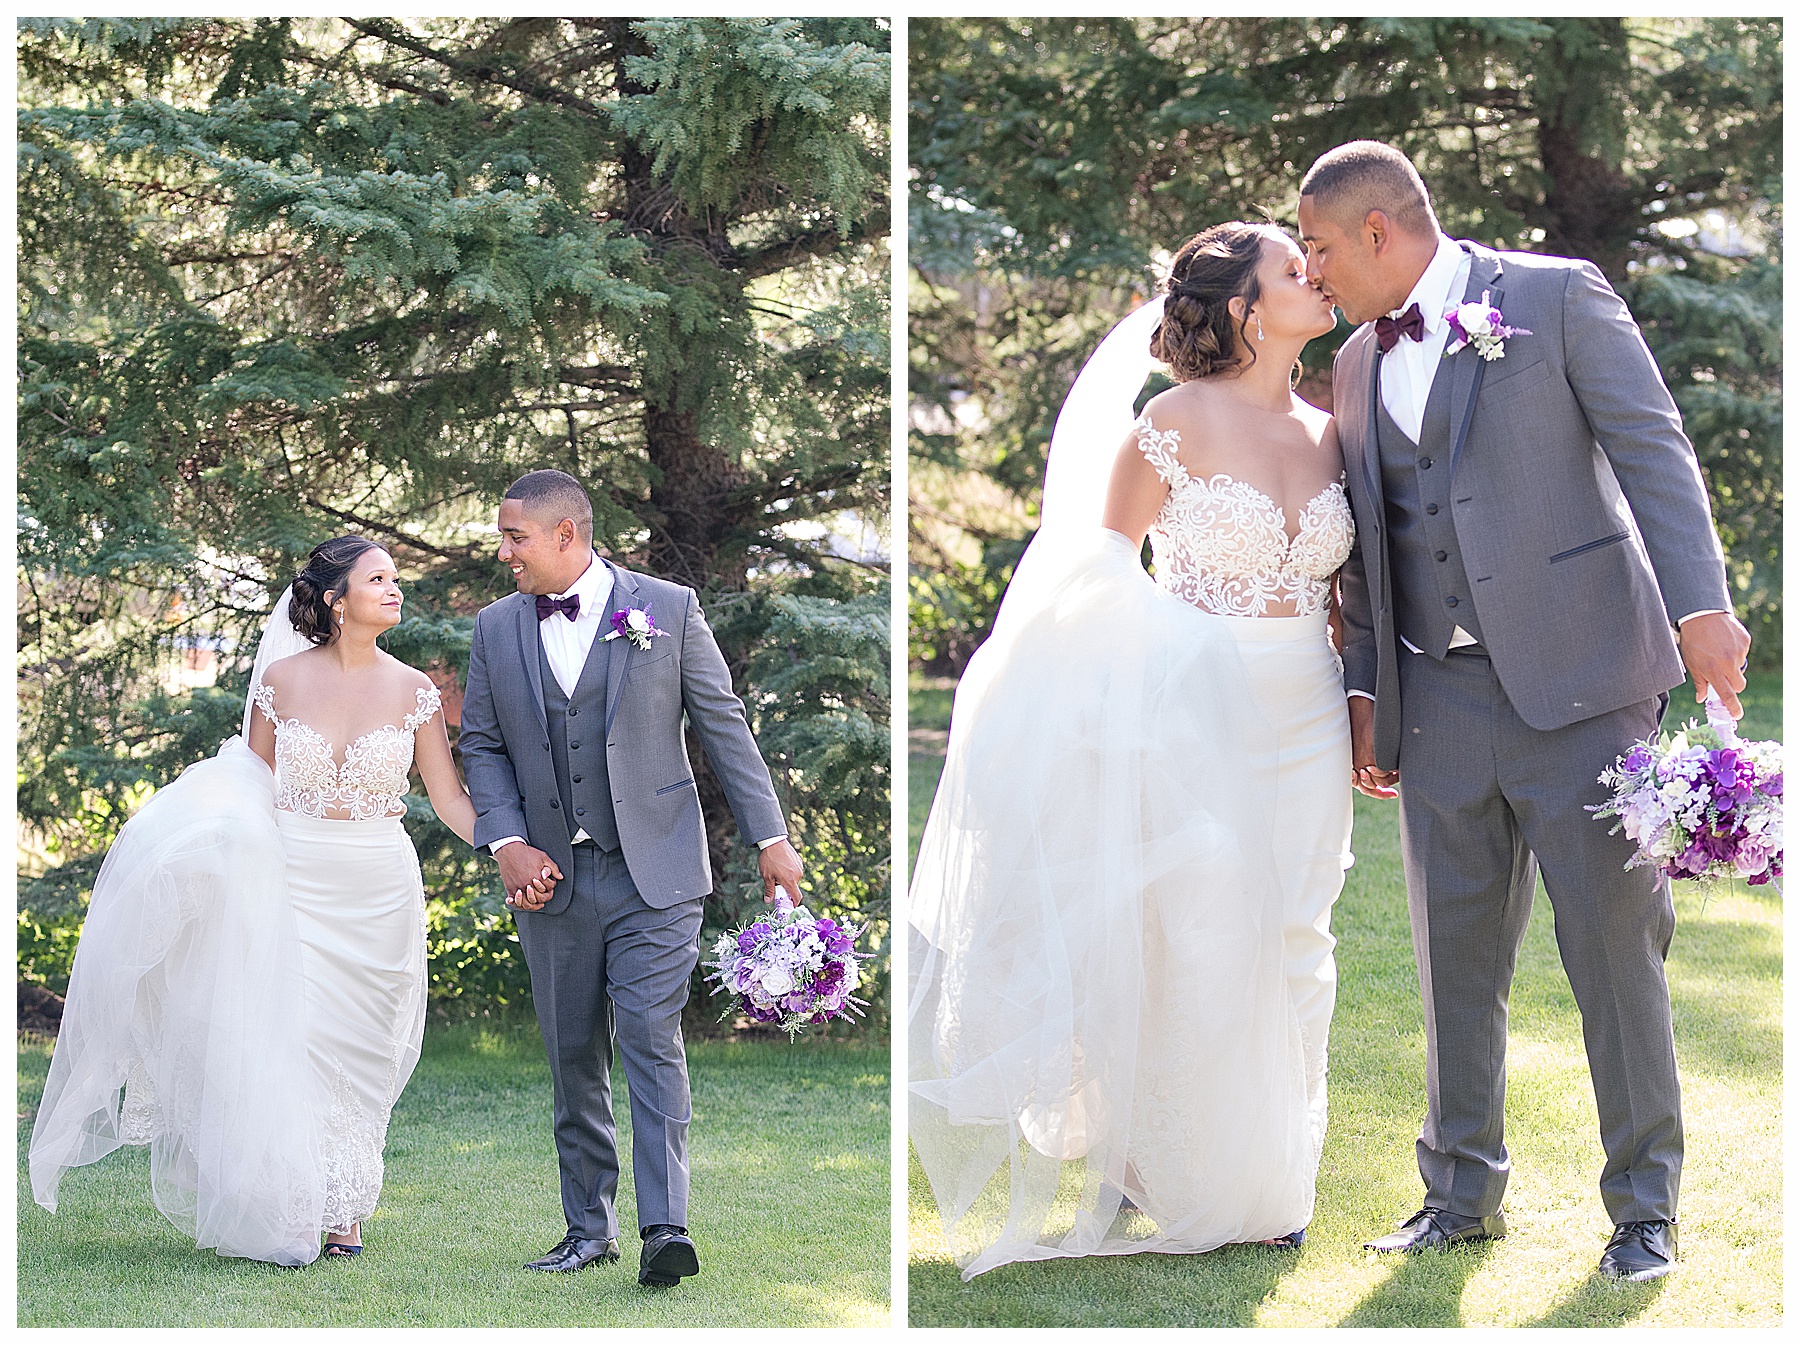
[736,929,759,953]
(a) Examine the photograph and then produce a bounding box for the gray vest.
[1376,367,1485,656]
[539,637,622,851]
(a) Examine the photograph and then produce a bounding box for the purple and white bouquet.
[704,892,871,1037]
[1590,693,1782,887]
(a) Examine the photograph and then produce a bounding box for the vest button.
[1418,456,1433,469]
[568,707,579,717]
[570,742,580,751]
[1446,596,1460,608]
[575,807,586,817]
[550,799,561,810]
[1425,502,1439,515]
[1435,550,1448,562]
[572,775,583,784]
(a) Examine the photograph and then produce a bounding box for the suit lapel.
[602,561,637,733]
[1339,328,1384,508]
[1447,245,1505,482]
[514,593,549,730]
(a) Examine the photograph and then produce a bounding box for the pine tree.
[18,17,891,1021]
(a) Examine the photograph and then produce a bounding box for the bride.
[29,535,484,1265]
[910,221,1358,1278]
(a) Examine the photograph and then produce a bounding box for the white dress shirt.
[490,553,786,856]
[1348,236,1723,706]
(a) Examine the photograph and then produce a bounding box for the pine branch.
[341,19,609,120]
[738,203,891,280]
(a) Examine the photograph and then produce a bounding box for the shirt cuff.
[1346,690,1375,703]
[489,836,526,855]
[1676,609,1728,626]
[756,835,788,851]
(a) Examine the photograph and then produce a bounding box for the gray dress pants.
[514,843,703,1239]
[1395,647,1681,1224]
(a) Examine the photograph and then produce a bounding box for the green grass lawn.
[19,1024,889,1327]
[907,670,1781,1327]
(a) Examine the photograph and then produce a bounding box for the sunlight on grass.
[20,1026,890,1327]
[908,674,1782,1327]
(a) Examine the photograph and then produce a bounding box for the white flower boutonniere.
[1443,290,1532,362]
[603,603,669,652]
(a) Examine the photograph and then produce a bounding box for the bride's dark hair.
[289,535,383,645]
[1151,221,1286,381]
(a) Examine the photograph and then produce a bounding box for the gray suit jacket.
[1336,241,1731,769]
[458,559,788,911]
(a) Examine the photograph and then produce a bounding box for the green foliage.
[910,17,1781,671]
[18,18,891,1023]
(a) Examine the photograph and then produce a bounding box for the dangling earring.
[1254,315,1266,342]
[335,607,345,625]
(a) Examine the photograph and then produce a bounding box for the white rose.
[1455,301,1495,335]
[761,967,794,996]
[626,608,651,633]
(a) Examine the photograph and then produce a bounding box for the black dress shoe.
[1365,1206,1507,1253]
[638,1224,700,1287]
[524,1232,621,1272]
[1600,1219,1677,1282]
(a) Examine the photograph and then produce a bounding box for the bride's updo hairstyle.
[1151,221,1285,382]
[289,535,382,645]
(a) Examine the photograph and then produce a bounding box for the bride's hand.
[1348,696,1399,799]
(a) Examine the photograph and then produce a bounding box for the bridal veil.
[29,589,326,1265]
[908,299,1314,1277]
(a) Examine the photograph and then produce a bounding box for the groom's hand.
[759,839,804,904]
[1678,610,1751,719]
[497,841,562,911]
[1348,696,1399,800]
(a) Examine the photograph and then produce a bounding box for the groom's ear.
[1364,209,1392,254]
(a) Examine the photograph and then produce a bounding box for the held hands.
[759,839,804,905]
[498,841,563,912]
[1678,611,1752,720]
[1348,696,1399,800]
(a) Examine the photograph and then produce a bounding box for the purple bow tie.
[536,593,580,622]
[1375,302,1426,353]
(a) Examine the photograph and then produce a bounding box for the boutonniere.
[1443,290,1532,361]
[603,603,669,652]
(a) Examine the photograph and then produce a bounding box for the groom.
[458,469,802,1287]
[1299,142,1749,1281]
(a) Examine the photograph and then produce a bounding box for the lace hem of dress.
[320,1060,386,1234]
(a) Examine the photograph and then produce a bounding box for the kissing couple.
[32,469,804,1291]
[909,140,1748,1284]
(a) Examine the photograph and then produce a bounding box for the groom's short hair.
[505,469,594,546]
[1301,141,1438,237]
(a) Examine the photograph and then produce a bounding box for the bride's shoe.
[1258,1227,1306,1249]
[323,1223,363,1257]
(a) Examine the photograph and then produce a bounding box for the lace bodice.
[1134,414,1355,617]
[252,682,441,820]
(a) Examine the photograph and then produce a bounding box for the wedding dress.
[29,592,435,1265]
[909,299,1355,1278]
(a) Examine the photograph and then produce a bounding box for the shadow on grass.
[1339,1241,1497,1327]
[1524,1270,1667,1326]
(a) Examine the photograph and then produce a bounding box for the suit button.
[1435,550,1448,562]
[1418,456,1433,469]
[568,707,578,717]
[570,742,580,751]
[572,775,583,784]
[575,807,586,817]
[550,799,561,810]
[1425,502,1439,515]
[1446,596,1460,608]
